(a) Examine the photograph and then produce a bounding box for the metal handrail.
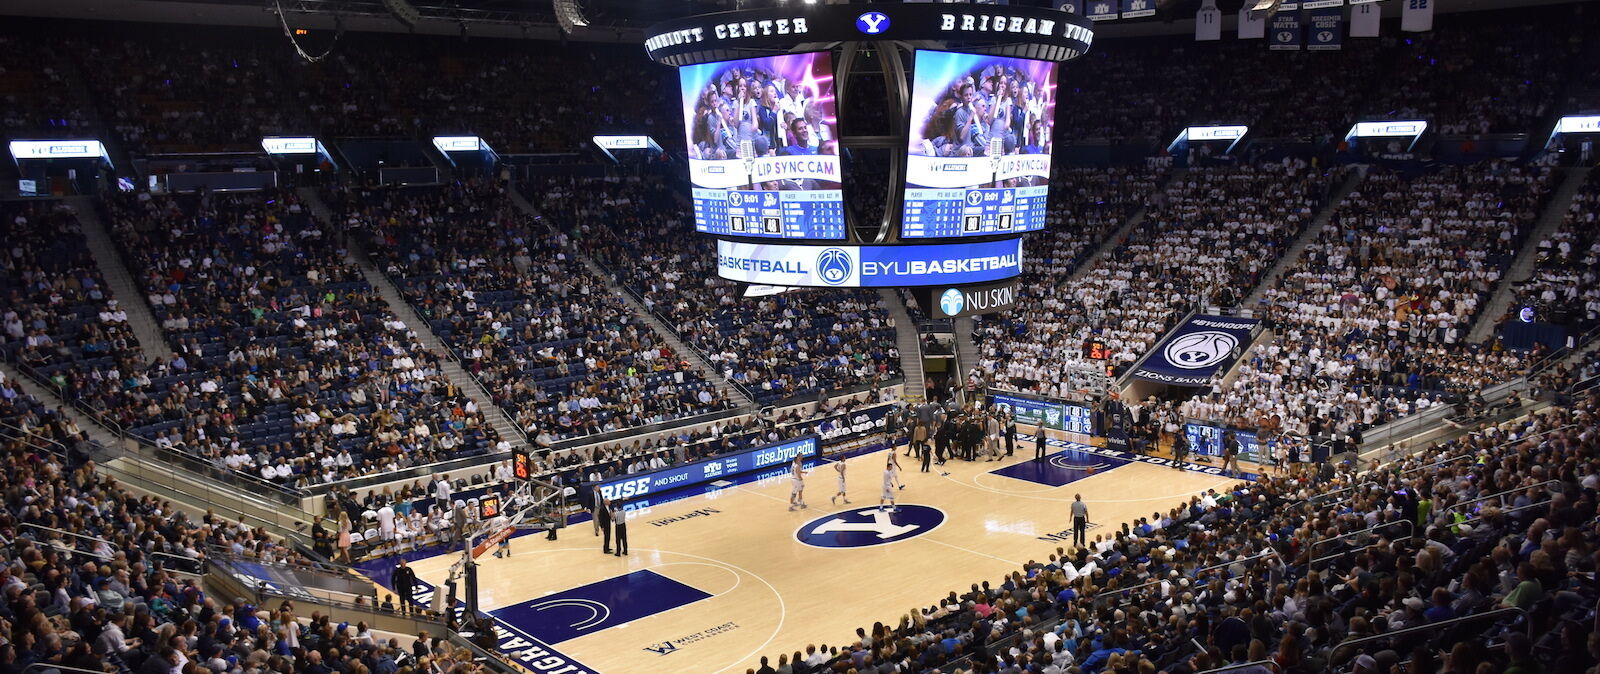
[24,664,113,674]
[1198,660,1283,674]
[1441,479,1565,514]
[20,522,117,553]
[1399,423,1575,476]
[9,356,307,502]
[1311,481,1380,505]
[150,550,204,575]
[1328,607,1528,662]
[1307,519,1415,560]
[0,419,69,460]
[1457,498,1554,527]
[1096,549,1281,604]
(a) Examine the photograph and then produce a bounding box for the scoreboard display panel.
[680,52,846,240]
[901,50,1058,239]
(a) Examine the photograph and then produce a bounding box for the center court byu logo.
[1163,330,1240,370]
[939,288,965,316]
[816,248,853,286]
[855,11,890,35]
[797,505,945,548]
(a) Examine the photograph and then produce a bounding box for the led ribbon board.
[644,4,1094,67]
[592,435,819,503]
[715,238,1023,288]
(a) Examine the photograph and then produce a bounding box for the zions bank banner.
[1130,314,1259,386]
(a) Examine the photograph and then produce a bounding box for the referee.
[1071,494,1089,548]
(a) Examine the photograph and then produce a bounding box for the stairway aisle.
[1241,166,1369,308]
[1468,166,1592,343]
[65,195,170,361]
[296,187,531,450]
[879,289,925,402]
[505,185,756,411]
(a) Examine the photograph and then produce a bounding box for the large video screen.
[901,51,1058,239]
[680,53,846,240]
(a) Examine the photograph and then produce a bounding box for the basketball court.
[357,433,1261,674]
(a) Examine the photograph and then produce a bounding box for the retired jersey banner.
[1130,314,1260,386]
[1350,2,1381,36]
[1086,0,1118,21]
[1269,12,1303,50]
[1196,0,1223,40]
[1402,0,1434,31]
[1121,0,1156,18]
[1238,5,1267,38]
[1058,0,1084,16]
[1302,0,1342,8]
[1307,7,1343,49]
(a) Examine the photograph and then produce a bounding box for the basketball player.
[788,454,809,511]
[830,458,851,505]
[879,455,903,513]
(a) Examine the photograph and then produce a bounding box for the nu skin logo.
[856,11,891,35]
[939,288,965,316]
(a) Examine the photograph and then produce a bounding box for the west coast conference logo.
[1163,331,1240,370]
[939,288,965,316]
[817,248,853,286]
[796,505,945,548]
[856,11,891,35]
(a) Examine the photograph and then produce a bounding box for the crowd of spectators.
[2,200,142,375]
[1204,163,1555,439]
[31,189,503,491]
[327,179,731,446]
[70,33,294,155]
[0,377,485,674]
[567,175,902,406]
[0,32,98,141]
[976,160,1326,398]
[764,398,1600,674]
[1512,169,1600,332]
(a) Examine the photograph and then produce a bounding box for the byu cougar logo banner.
[1131,314,1260,387]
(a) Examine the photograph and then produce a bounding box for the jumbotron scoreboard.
[646,3,1094,316]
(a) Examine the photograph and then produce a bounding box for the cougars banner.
[1307,7,1343,50]
[1402,0,1434,31]
[1270,12,1303,50]
[1130,314,1260,386]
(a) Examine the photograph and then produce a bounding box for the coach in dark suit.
[392,559,417,613]
[596,496,613,555]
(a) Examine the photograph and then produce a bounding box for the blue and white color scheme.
[715,238,1023,287]
[796,505,946,548]
[680,52,846,240]
[1130,314,1259,386]
[489,571,711,645]
[1184,423,1265,464]
[1005,438,1261,482]
[592,436,819,503]
[990,393,1093,435]
[8,139,111,162]
[1269,12,1302,50]
[991,447,1131,486]
[939,288,966,316]
[1307,8,1343,50]
[856,11,891,34]
[901,50,1058,239]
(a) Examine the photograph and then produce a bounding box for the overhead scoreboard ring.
[646,3,1095,311]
